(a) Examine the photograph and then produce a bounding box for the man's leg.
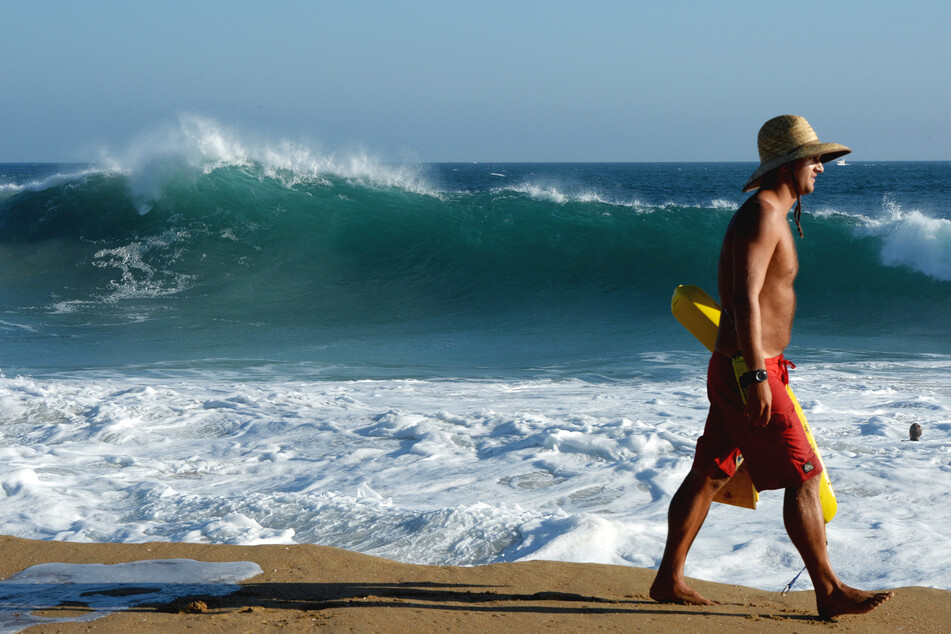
[784,477,894,618]
[650,467,729,605]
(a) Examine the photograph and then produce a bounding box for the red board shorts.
[693,353,822,491]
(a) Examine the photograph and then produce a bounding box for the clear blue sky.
[2,1,948,162]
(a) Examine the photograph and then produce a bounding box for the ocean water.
[2,117,950,593]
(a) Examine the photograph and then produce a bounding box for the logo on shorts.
[803,462,814,474]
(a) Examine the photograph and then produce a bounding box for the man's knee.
[784,473,821,503]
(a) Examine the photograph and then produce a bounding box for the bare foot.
[650,577,718,606]
[817,585,894,619]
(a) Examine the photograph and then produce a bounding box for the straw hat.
[742,115,851,192]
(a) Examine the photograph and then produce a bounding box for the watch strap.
[739,369,768,391]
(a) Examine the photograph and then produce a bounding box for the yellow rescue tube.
[671,284,838,523]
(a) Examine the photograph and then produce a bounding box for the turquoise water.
[2,140,951,591]
[2,159,951,378]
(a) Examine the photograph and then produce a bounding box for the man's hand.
[745,380,771,426]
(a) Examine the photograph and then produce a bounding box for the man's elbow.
[732,294,756,315]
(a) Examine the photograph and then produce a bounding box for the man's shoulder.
[737,191,788,222]
[739,189,786,214]
[732,191,790,240]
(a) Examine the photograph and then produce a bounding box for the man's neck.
[758,179,798,214]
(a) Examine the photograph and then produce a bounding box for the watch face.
[755,370,768,382]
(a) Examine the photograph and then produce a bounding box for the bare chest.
[768,229,799,285]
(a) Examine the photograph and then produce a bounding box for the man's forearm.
[733,294,766,370]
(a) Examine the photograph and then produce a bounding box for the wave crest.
[91,115,435,213]
[856,201,951,281]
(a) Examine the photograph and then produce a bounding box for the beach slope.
[0,536,943,633]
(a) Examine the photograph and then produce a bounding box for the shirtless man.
[649,115,894,619]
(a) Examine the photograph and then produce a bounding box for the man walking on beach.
[650,115,894,618]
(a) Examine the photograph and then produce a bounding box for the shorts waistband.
[764,354,796,384]
[715,352,797,385]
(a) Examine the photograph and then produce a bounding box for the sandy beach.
[0,535,945,633]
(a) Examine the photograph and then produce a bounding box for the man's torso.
[715,193,798,357]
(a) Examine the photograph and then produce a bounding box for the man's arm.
[731,201,784,426]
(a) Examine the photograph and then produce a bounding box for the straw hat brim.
[742,142,851,192]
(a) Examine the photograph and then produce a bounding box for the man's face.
[792,155,824,195]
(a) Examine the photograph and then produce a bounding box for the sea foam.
[1,361,949,592]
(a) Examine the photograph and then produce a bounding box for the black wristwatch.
[740,369,768,390]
